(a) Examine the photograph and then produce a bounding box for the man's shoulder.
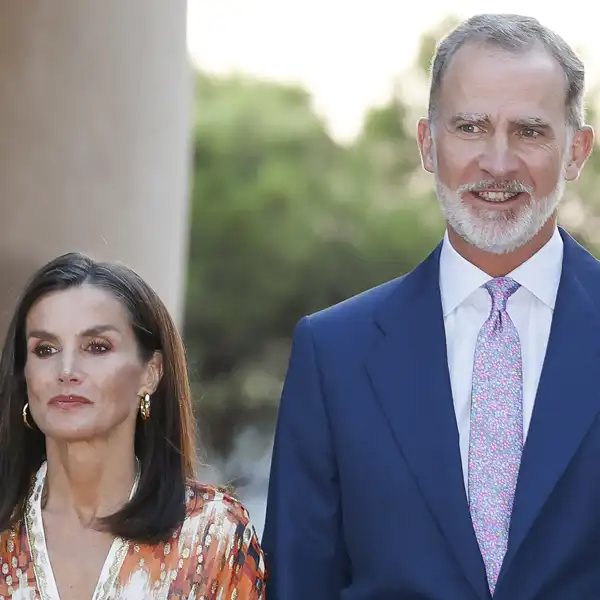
[287,277,406,361]
[293,244,441,349]
[308,275,405,328]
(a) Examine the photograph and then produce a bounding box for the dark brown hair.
[0,252,198,543]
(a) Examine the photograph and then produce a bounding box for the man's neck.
[447,218,557,277]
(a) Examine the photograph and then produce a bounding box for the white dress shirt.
[439,227,563,491]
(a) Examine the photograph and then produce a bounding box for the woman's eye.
[87,340,111,354]
[33,344,56,357]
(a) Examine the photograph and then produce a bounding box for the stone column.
[0,0,191,336]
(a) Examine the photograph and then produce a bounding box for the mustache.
[456,180,534,195]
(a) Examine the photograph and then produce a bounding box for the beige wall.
[0,0,192,337]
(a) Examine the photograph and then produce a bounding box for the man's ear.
[417,118,435,173]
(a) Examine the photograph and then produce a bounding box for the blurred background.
[2,0,600,537]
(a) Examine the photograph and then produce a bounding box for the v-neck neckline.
[25,461,139,600]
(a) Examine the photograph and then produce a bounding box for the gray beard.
[434,177,565,254]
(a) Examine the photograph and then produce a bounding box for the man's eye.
[458,124,482,134]
[520,128,540,138]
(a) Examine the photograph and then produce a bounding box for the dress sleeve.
[188,494,266,599]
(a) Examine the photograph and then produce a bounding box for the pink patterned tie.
[468,277,523,594]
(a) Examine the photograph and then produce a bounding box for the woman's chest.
[0,533,195,600]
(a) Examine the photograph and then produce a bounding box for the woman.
[0,253,265,599]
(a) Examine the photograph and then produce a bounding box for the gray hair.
[428,14,586,130]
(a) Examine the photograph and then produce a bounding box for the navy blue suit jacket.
[263,228,600,599]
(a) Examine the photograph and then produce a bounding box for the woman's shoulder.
[183,480,255,529]
[177,481,264,577]
[119,482,265,596]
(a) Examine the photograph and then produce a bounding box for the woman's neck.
[42,438,139,527]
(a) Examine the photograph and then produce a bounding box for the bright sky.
[187,1,599,141]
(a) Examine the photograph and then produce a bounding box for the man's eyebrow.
[449,113,553,131]
[513,116,552,130]
[449,112,489,125]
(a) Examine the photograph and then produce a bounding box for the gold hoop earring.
[23,403,33,429]
[139,393,151,420]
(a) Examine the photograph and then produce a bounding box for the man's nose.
[477,134,520,179]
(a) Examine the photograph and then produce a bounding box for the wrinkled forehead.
[437,42,569,128]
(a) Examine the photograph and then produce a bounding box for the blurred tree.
[187,74,338,378]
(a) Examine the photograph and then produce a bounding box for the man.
[263,13,598,600]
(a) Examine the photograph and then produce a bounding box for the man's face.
[418,42,593,254]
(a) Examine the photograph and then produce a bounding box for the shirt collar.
[439,227,563,317]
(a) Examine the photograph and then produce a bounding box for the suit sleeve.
[262,316,349,599]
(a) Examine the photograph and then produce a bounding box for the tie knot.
[484,277,520,312]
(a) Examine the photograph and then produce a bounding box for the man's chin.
[449,215,533,255]
[457,233,525,255]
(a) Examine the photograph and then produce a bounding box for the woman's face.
[24,284,162,442]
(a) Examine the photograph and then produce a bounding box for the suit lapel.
[499,230,600,582]
[366,245,489,600]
